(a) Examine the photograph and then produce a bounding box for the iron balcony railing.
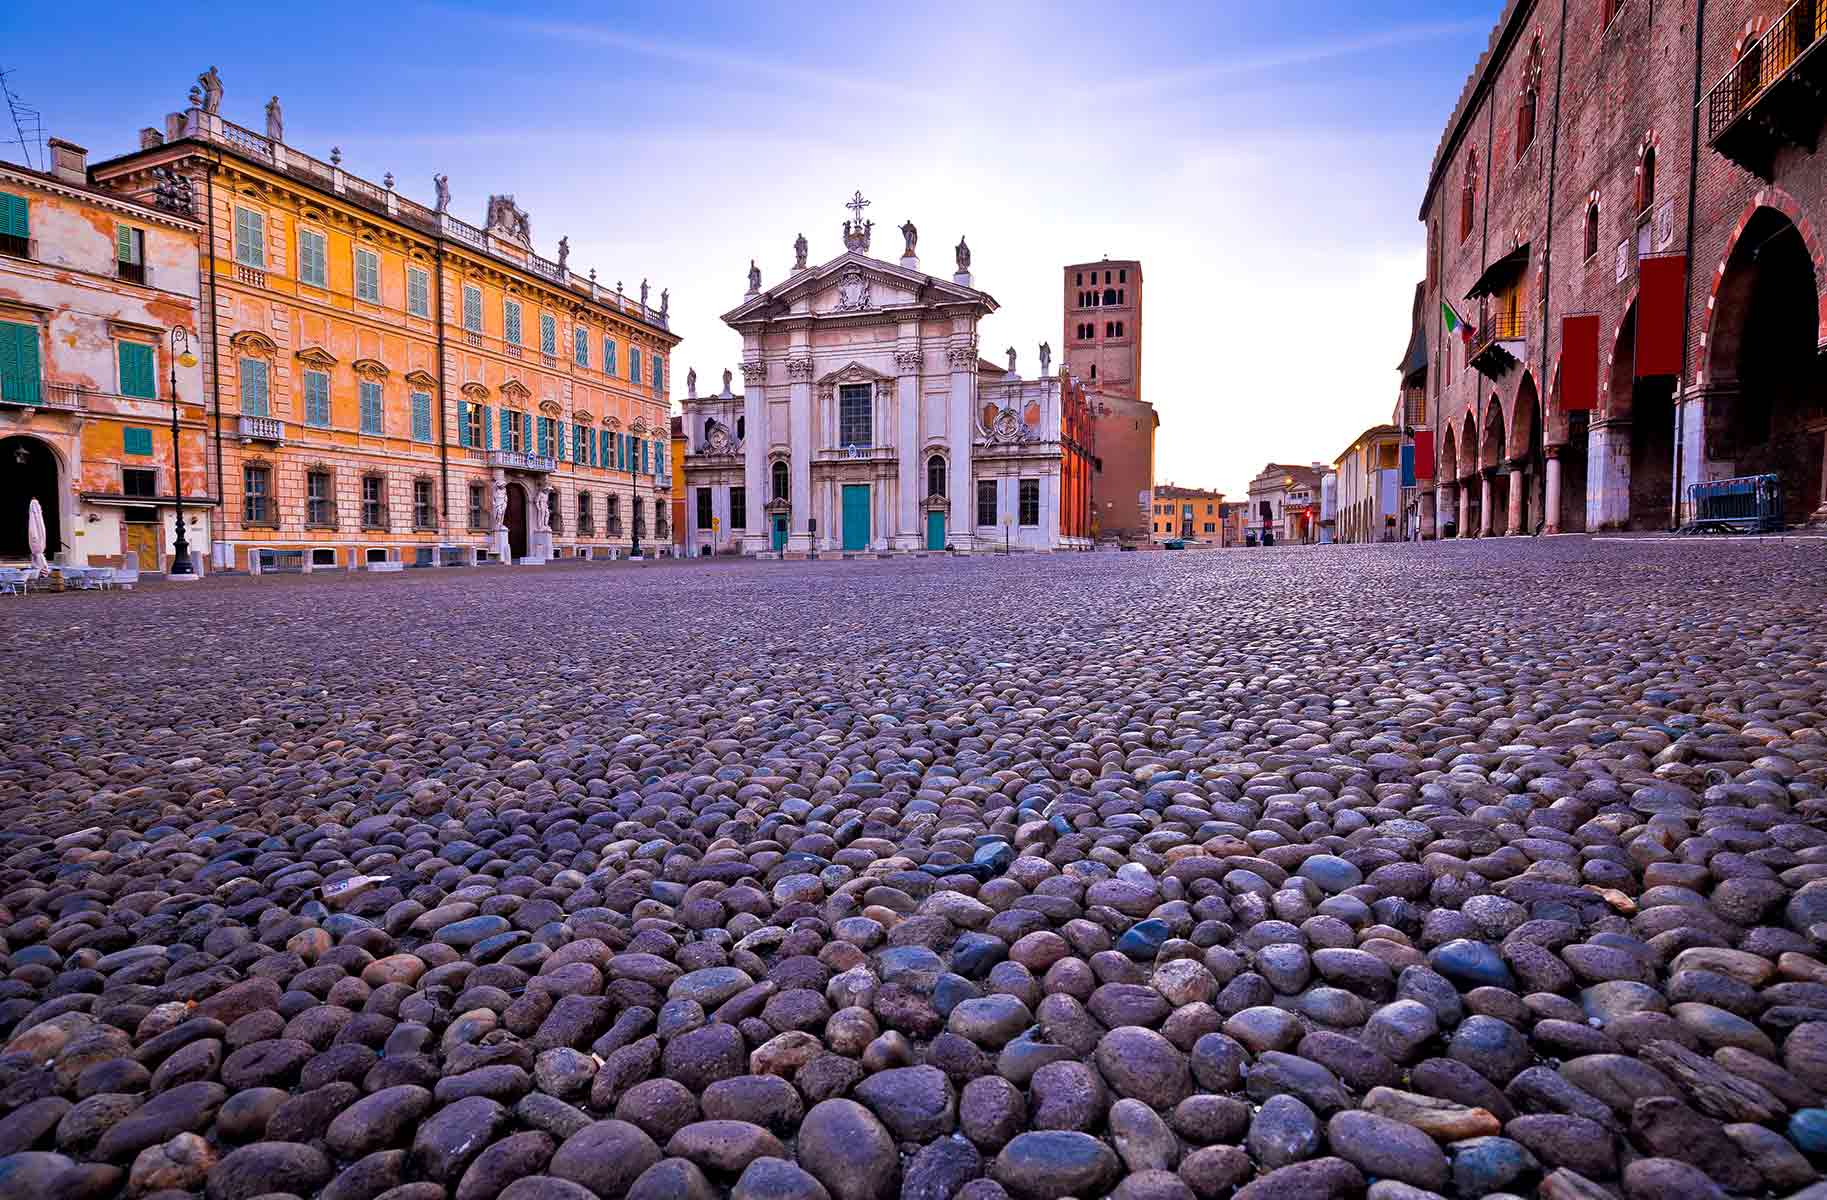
[1469,308,1527,361]
[1705,0,1827,142]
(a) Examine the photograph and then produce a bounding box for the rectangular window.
[122,467,158,498]
[304,370,331,428]
[504,299,523,345]
[575,326,589,367]
[237,357,268,415]
[604,338,618,376]
[0,191,28,257]
[730,486,747,530]
[630,346,642,383]
[413,479,435,528]
[243,464,271,524]
[540,313,557,356]
[123,426,154,456]
[361,476,385,528]
[0,319,41,404]
[306,470,333,525]
[1020,477,1040,524]
[354,247,380,303]
[118,342,157,399]
[406,267,430,317]
[463,286,483,332]
[298,228,327,287]
[468,483,485,529]
[411,391,432,442]
[697,487,713,530]
[458,400,477,447]
[652,355,664,393]
[838,383,872,447]
[234,206,265,268]
[573,424,585,463]
[976,479,998,526]
[116,225,146,283]
[360,380,384,434]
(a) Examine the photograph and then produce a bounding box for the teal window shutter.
[237,357,269,414]
[355,248,380,302]
[653,355,663,393]
[119,342,157,399]
[464,286,482,331]
[631,347,641,384]
[304,370,330,426]
[557,421,567,462]
[483,404,494,449]
[575,326,588,367]
[360,380,384,434]
[123,426,154,456]
[458,399,471,447]
[411,391,431,442]
[604,338,616,375]
[0,192,27,238]
[541,313,556,355]
[588,427,597,467]
[0,321,41,405]
[505,300,522,345]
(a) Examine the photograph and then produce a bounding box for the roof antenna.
[0,67,45,172]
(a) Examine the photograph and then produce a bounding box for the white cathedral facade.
[680,196,1087,556]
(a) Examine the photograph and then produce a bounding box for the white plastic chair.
[0,568,23,596]
[114,560,139,591]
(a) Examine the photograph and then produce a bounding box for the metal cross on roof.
[845,190,871,223]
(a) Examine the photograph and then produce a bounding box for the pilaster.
[946,333,978,549]
[894,346,922,550]
[786,354,814,552]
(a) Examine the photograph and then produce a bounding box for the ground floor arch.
[1,435,62,561]
[505,482,528,559]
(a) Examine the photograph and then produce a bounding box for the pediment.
[499,377,531,399]
[816,359,894,387]
[352,358,389,380]
[404,369,438,389]
[295,345,338,368]
[722,251,995,324]
[230,330,278,357]
[460,381,490,400]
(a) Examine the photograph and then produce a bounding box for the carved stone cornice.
[499,377,531,399]
[945,335,979,369]
[295,345,338,368]
[740,360,767,384]
[894,349,923,374]
[538,399,562,416]
[352,358,389,380]
[403,369,438,389]
[460,381,490,400]
[786,357,814,382]
[229,330,278,357]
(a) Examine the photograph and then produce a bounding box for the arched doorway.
[505,482,528,559]
[1550,365,1590,533]
[1706,206,1825,525]
[1460,411,1480,534]
[1611,301,1677,529]
[1439,424,1461,537]
[1,436,60,561]
[1512,375,1546,533]
[1482,395,1507,535]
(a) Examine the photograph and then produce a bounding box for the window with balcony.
[361,475,386,528]
[540,313,557,357]
[407,267,430,317]
[977,479,998,526]
[575,325,589,367]
[354,247,381,303]
[504,299,523,346]
[234,206,265,268]
[119,341,157,400]
[838,383,872,447]
[307,469,334,526]
[298,228,327,288]
[122,468,157,498]
[730,486,747,529]
[0,191,28,258]
[360,381,384,435]
[243,463,271,524]
[116,225,146,284]
[237,356,278,420]
[413,479,436,529]
[304,370,330,428]
[463,286,483,332]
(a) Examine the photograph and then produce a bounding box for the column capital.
[945,334,979,369]
[1543,443,1562,460]
[785,357,814,382]
[739,359,767,385]
[894,348,923,375]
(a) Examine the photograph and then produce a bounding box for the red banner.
[1561,314,1599,411]
[1636,253,1686,377]
[1413,429,1436,480]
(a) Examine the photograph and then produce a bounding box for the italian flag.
[1442,300,1472,343]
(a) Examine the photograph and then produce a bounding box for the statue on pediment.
[434,174,450,214]
[900,220,917,257]
[1039,341,1052,376]
[955,236,971,272]
[198,67,223,114]
[265,96,283,142]
[748,259,762,292]
[794,232,808,270]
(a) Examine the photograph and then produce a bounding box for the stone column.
[741,359,767,554]
[1457,477,1471,536]
[1543,446,1563,534]
[1588,417,1631,530]
[1478,471,1494,537]
[946,335,978,550]
[1505,461,1525,535]
[894,348,922,550]
[1813,419,1827,526]
[1420,487,1437,540]
[786,355,814,554]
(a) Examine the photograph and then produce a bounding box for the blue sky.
[2,1,1500,495]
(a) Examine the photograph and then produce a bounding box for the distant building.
[670,413,687,553]
[1332,424,1402,543]
[1150,484,1225,543]
[1246,463,1324,544]
[1063,258,1156,543]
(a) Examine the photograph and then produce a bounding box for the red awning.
[1636,254,1686,377]
[1561,314,1599,411]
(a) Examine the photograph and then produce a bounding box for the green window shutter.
[238,358,269,415]
[0,192,28,238]
[412,391,431,442]
[116,225,132,262]
[299,229,326,286]
[464,287,482,331]
[505,301,521,344]
[483,404,494,449]
[304,370,330,426]
[541,314,556,355]
[631,347,641,383]
[458,399,471,447]
[575,327,588,367]
[407,268,428,316]
[356,249,379,302]
[557,421,568,462]
[119,342,157,399]
[235,207,264,267]
[604,339,616,375]
[360,381,383,433]
[123,426,154,456]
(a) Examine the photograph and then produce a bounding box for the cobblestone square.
[3,541,1827,1200]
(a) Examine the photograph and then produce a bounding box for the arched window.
[1460,148,1477,242]
[1584,199,1601,260]
[1517,38,1541,157]
[1103,287,1117,305]
[1638,144,1656,214]
[1090,363,1097,381]
[703,418,714,442]
[927,454,946,498]
[736,415,745,439]
[771,459,788,502]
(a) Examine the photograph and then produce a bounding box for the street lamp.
[167,327,199,580]
[629,458,643,560]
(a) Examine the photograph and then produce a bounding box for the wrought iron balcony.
[488,449,555,473]
[238,415,285,442]
[1469,309,1527,378]
[1705,0,1827,178]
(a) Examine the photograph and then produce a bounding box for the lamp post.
[167,327,199,580]
[629,458,643,560]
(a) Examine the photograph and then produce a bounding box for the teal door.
[926,510,945,550]
[842,485,870,551]
[771,514,787,551]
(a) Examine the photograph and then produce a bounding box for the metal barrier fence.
[1681,473,1782,534]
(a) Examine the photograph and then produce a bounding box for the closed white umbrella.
[26,497,48,573]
